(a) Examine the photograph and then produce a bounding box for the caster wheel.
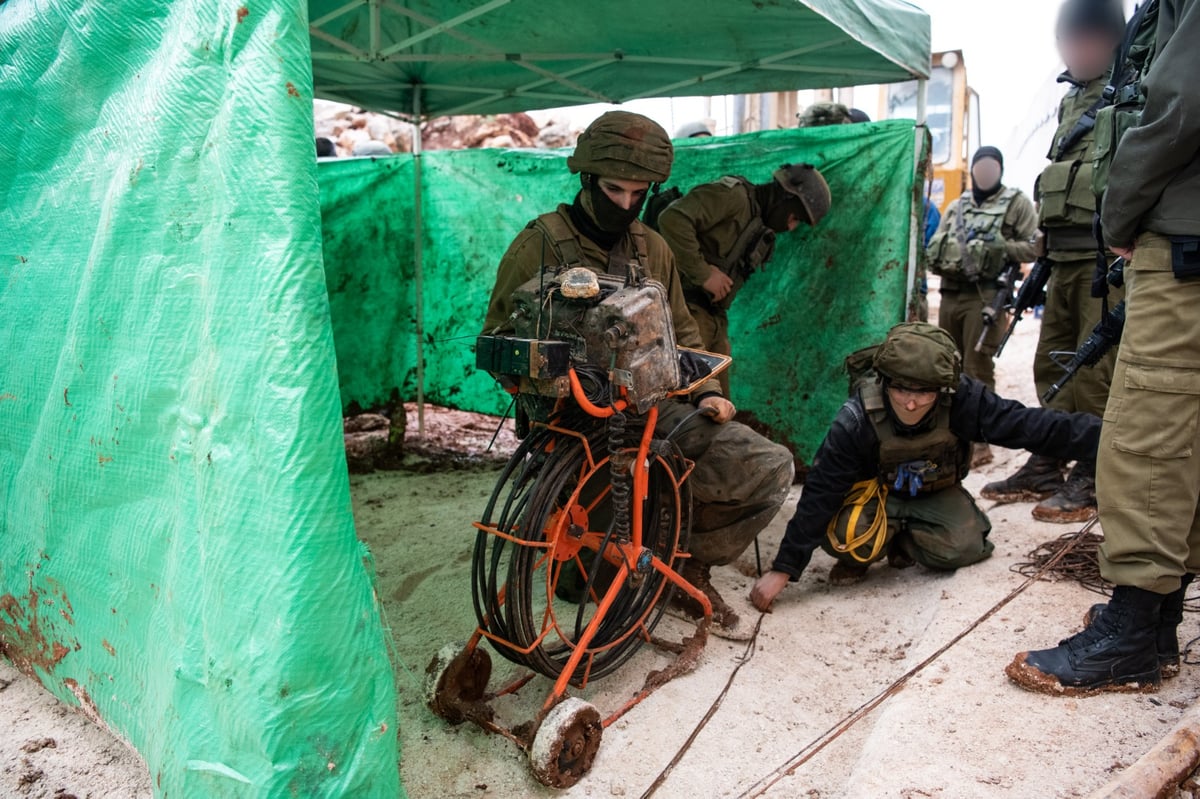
[425,642,492,724]
[529,697,603,788]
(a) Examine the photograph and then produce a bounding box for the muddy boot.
[970,442,994,469]
[829,560,870,586]
[1006,585,1163,696]
[1032,460,1097,524]
[980,454,1065,503]
[667,560,747,639]
[1085,574,1195,678]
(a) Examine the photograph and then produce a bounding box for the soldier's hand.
[1033,230,1047,258]
[750,570,791,612]
[1112,244,1135,259]
[703,265,734,302]
[699,395,736,423]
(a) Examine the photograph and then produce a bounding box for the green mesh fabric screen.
[0,1,401,796]
[322,122,920,461]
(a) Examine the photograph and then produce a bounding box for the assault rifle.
[975,261,1022,353]
[1042,258,1127,402]
[995,257,1052,357]
[1042,299,1126,403]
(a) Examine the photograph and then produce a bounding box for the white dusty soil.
[5,301,1200,798]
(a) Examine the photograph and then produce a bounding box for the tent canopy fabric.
[308,0,932,117]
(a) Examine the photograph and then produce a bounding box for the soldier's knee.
[908,531,994,571]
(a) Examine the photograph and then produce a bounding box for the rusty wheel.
[424,643,492,724]
[529,697,603,788]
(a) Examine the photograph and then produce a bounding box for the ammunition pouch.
[1092,103,1144,206]
[1038,158,1097,229]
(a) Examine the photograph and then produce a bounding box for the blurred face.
[1059,31,1120,82]
[887,384,939,426]
[785,212,801,232]
[597,177,651,211]
[971,158,1003,193]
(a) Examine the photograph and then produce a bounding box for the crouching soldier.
[750,323,1100,610]
[483,110,795,637]
[657,164,831,394]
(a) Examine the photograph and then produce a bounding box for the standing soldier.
[982,0,1126,524]
[656,164,831,393]
[482,111,795,638]
[1008,0,1200,695]
[926,146,1038,466]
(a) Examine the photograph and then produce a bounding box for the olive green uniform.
[1097,0,1200,594]
[1035,75,1123,416]
[928,189,1038,389]
[656,178,766,395]
[484,205,795,566]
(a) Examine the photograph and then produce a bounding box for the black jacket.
[772,375,1101,579]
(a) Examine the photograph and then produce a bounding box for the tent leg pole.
[905,79,928,320]
[413,86,426,438]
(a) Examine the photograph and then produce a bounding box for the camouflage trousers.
[656,400,793,566]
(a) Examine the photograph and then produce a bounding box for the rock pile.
[314,99,579,156]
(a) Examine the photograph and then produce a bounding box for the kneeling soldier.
[750,323,1100,610]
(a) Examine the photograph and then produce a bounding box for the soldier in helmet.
[749,322,1100,610]
[483,111,795,638]
[926,146,1038,467]
[797,101,854,128]
[981,0,1126,525]
[656,164,832,392]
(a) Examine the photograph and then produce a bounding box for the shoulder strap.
[529,213,585,269]
[1055,93,1109,160]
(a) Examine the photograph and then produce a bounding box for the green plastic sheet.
[321,120,922,461]
[0,1,400,796]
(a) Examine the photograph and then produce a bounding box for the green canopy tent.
[306,0,932,435]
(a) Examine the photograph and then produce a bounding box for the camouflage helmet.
[872,322,961,391]
[774,163,832,225]
[566,111,673,183]
[797,101,853,128]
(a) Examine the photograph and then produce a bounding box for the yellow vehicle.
[880,50,981,211]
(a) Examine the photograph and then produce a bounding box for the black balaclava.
[970,146,1005,205]
[755,182,805,233]
[577,174,647,236]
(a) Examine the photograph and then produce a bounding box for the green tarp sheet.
[0,0,400,796]
[307,0,931,117]
[322,120,923,462]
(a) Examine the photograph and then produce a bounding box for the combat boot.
[667,560,749,640]
[1006,585,1163,695]
[1032,460,1096,524]
[1084,574,1194,678]
[980,454,1064,503]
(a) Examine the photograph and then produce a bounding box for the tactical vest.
[529,211,650,279]
[1038,78,1105,232]
[860,382,968,495]
[1092,0,1160,205]
[927,188,1018,283]
[691,177,776,313]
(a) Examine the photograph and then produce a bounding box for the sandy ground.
[5,299,1200,798]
